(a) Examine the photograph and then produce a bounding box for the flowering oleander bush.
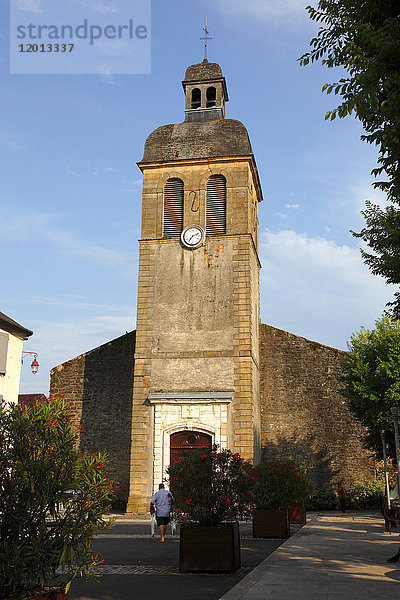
[167,445,255,526]
[0,397,116,600]
[253,459,313,510]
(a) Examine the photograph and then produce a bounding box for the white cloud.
[28,294,128,312]
[66,167,80,177]
[260,229,395,350]
[285,203,300,209]
[0,130,24,151]
[212,0,309,23]
[13,0,45,14]
[20,310,135,395]
[84,0,119,15]
[0,208,135,274]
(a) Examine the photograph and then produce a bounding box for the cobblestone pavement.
[93,564,253,576]
[69,521,285,600]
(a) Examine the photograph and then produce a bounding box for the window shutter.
[0,332,9,375]
[163,178,184,237]
[206,175,226,235]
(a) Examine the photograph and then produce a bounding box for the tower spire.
[200,18,212,60]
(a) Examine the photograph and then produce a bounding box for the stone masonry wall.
[50,332,135,508]
[259,324,376,488]
[127,156,261,513]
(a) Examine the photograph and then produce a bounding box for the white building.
[0,312,33,404]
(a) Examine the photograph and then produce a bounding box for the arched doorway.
[170,430,212,465]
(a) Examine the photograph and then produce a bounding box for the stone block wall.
[259,324,376,488]
[126,156,261,513]
[50,332,135,508]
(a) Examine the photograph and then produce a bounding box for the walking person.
[150,483,174,543]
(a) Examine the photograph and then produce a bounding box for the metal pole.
[381,430,391,509]
[390,406,400,497]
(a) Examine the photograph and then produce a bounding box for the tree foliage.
[300,0,400,313]
[352,201,400,317]
[340,316,400,459]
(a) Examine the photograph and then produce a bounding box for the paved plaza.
[69,514,400,600]
[69,520,283,600]
[222,514,400,600]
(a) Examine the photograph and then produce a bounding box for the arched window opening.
[163,178,184,238]
[191,88,201,109]
[206,86,216,108]
[206,174,226,235]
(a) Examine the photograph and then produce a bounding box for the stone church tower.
[126,59,263,513]
[50,58,377,512]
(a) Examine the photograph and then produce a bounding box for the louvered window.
[206,86,216,108]
[163,178,184,237]
[206,175,226,235]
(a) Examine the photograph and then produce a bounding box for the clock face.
[181,226,203,248]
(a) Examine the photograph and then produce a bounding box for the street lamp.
[22,351,39,375]
[390,405,400,496]
[381,430,391,509]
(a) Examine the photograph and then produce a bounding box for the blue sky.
[1,0,393,394]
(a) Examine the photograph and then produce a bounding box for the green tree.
[340,316,400,458]
[300,0,400,314]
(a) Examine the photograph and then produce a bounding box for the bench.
[383,506,400,533]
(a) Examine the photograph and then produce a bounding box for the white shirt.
[151,488,174,517]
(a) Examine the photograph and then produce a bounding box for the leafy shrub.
[167,445,254,526]
[253,459,313,510]
[348,479,385,510]
[306,487,338,511]
[0,397,115,600]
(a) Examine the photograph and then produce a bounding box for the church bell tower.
[126,58,263,513]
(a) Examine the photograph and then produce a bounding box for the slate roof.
[140,118,253,164]
[183,59,223,82]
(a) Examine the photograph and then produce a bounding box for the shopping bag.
[170,510,176,535]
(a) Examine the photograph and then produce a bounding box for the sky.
[1,0,394,395]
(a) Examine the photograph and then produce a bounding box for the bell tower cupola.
[182,58,229,122]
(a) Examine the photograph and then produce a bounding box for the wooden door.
[170,431,212,466]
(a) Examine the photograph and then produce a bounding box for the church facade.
[50,60,376,512]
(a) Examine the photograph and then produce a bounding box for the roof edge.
[0,312,33,340]
[260,323,344,354]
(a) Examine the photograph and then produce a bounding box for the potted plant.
[167,445,254,573]
[252,459,312,538]
[0,397,115,600]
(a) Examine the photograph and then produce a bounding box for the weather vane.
[200,18,212,60]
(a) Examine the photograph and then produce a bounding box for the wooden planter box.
[180,521,241,573]
[288,502,306,524]
[252,508,290,538]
